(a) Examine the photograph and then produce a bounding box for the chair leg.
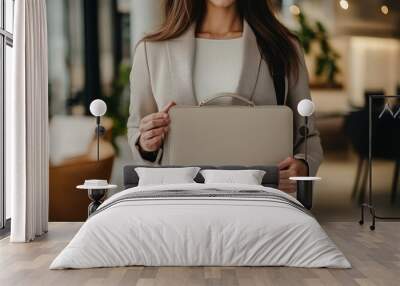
[359,159,369,204]
[391,160,400,204]
[352,157,364,200]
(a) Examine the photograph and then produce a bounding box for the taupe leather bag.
[163,93,293,166]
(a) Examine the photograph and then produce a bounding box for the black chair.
[344,91,400,204]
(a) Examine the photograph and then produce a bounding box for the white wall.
[307,36,400,108]
[348,37,400,107]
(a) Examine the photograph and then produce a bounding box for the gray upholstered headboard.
[123,165,279,190]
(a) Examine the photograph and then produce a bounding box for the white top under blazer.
[193,37,244,104]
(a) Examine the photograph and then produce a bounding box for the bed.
[50,165,350,269]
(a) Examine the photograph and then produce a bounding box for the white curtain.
[7,0,49,242]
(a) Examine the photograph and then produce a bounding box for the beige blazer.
[127,22,323,175]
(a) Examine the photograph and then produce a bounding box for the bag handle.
[199,93,255,107]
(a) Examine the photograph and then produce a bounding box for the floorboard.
[0,221,399,286]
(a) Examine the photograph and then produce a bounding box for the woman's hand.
[138,101,176,152]
[278,157,308,193]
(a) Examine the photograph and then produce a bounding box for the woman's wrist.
[136,138,159,162]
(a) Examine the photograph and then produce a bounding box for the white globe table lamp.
[90,99,107,161]
[289,99,320,210]
[297,99,315,164]
[76,99,115,217]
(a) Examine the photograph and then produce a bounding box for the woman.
[127,0,323,193]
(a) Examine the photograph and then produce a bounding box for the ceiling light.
[339,0,349,10]
[289,4,301,16]
[381,5,389,15]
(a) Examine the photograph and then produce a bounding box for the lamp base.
[296,181,313,210]
[290,177,320,210]
[87,189,107,216]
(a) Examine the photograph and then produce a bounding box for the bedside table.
[290,177,321,210]
[77,180,117,216]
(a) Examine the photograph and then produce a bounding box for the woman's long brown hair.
[145,0,300,82]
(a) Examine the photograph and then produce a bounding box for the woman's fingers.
[140,102,176,131]
[140,118,170,132]
[140,135,163,152]
[279,180,296,186]
[279,167,298,193]
[161,101,176,113]
[279,170,291,179]
[279,168,299,179]
[278,156,308,193]
[279,179,297,193]
[278,157,294,170]
[146,135,163,150]
[279,157,296,182]
[279,179,296,186]
[279,158,308,179]
[141,112,169,124]
[141,126,169,140]
[138,103,176,152]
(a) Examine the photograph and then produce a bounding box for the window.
[1,0,14,231]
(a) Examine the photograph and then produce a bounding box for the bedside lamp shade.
[90,99,107,117]
[297,99,315,117]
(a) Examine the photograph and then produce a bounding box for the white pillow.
[135,167,201,186]
[200,169,266,185]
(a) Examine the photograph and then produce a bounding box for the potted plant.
[295,12,342,89]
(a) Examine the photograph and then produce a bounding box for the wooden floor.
[0,221,399,286]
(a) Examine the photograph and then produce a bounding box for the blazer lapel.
[167,24,198,105]
[236,21,262,100]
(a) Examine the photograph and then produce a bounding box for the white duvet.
[50,183,350,269]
